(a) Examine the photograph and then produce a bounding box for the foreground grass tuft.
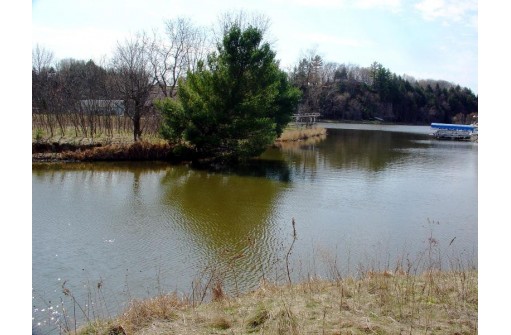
[209,316,232,330]
[74,269,477,335]
[246,306,270,332]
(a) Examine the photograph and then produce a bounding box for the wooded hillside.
[289,56,478,125]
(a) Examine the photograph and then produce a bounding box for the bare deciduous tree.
[213,10,273,44]
[322,62,339,84]
[32,45,55,115]
[32,45,59,137]
[148,18,208,98]
[111,34,154,141]
[32,44,55,74]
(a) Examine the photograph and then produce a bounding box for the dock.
[430,123,477,141]
[292,113,320,126]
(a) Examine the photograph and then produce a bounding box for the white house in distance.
[78,86,176,117]
[79,100,125,116]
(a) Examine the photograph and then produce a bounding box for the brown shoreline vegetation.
[275,126,327,143]
[75,269,477,335]
[32,141,175,163]
[32,126,328,163]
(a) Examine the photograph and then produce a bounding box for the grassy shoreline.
[73,268,477,335]
[32,126,327,163]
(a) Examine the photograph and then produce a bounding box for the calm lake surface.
[32,123,477,333]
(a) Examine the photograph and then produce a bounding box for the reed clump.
[115,293,186,334]
[275,126,327,143]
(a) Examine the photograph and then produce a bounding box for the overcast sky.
[32,0,478,93]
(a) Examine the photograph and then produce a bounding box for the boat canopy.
[430,123,476,131]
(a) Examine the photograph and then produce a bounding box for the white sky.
[31,0,478,93]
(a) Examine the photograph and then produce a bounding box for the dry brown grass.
[58,141,173,161]
[117,293,186,334]
[75,269,477,335]
[276,126,327,142]
[32,125,172,162]
[32,123,162,146]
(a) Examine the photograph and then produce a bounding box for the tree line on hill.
[33,12,478,145]
[288,52,478,125]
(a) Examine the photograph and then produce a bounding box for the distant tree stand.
[111,34,154,142]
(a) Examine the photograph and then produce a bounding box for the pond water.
[32,123,477,334]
